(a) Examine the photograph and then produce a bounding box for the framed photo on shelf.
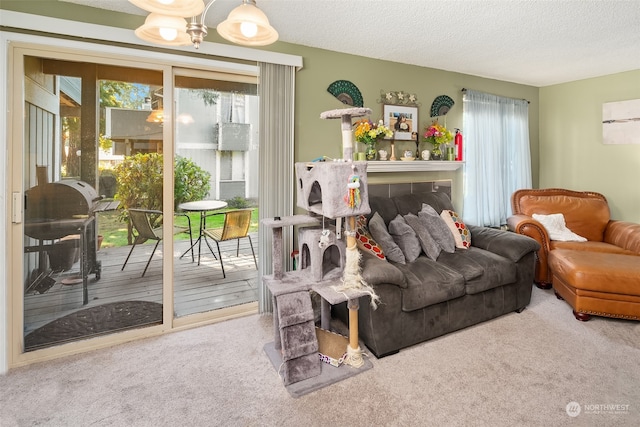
[384,105,418,140]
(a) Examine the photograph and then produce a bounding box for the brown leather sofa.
[507,188,640,321]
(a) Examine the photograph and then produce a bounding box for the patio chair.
[203,209,257,278]
[121,208,193,277]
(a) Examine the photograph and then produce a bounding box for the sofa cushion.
[404,213,441,261]
[368,212,405,264]
[393,191,456,216]
[355,215,386,260]
[435,250,484,282]
[519,194,610,242]
[368,196,399,224]
[419,204,456,253]
[441,247,517,294]
[394,256,466,311]
[467,225,541,263]
[360,251,406,288]
[389,215,422,262]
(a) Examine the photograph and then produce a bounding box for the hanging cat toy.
[345,172,361,209]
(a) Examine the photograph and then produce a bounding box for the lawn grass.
[98,209,259,249]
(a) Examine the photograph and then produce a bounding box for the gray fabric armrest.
[360,251,407,288]
[467,225,541,262]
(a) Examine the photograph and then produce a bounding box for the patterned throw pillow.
[355,215,386,260]
[440,210,472,249]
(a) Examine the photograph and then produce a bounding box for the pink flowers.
[423,121,453,146]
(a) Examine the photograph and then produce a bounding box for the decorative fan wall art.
[430,95,455,117]
[327,80,364,107]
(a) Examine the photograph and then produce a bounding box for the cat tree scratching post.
[346,215,361,364]
[319,107,378,368]
[319,107,371,161]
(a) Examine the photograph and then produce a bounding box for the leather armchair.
[507,188,640,288]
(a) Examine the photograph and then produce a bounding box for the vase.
[365,142,377,161]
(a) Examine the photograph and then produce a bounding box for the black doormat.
[24,300,163,351]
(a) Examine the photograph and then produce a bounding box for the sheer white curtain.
[257,62,295,313]
[462,89,532,227]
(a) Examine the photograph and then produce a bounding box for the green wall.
[2,0,540,212]
[539,70,640,222]
[279,45,540,210]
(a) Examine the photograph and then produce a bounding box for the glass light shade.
[129,0,205,17]
[159,27,178,41]
[135,13,192,46]
[240,22,258,38]
[216,3,278,46]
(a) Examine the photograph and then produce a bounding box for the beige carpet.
[1,286,638,426]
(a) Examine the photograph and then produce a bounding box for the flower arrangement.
[353,119,393,144]
[423,121,453,155]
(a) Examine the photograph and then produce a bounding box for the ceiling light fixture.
[129,0,278,49]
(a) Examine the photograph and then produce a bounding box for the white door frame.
[0,31,266,371]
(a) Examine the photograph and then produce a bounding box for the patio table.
[178,200,228,265]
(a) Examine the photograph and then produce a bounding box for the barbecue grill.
[25,179,105,304]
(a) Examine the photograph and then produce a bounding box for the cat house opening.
[308,181,322,208]
[322,244,341,278]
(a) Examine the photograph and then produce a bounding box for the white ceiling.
[62,0,640,87]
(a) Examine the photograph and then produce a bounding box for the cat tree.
[262,107,378,386]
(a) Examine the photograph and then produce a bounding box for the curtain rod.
[461,88,529,104]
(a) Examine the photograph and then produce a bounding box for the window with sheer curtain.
[462,89,532,227]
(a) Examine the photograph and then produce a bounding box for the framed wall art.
[383,105,418,140]
[602,98,640,145]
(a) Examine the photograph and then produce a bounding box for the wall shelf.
[365,160,464,173]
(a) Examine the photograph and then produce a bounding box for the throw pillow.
[404,213,442,261]
[388,215,422,263]
[355,215,386,260]
[440,210,472,249]
[368,212,406,264]
[532,213,587,242]
[418,204,456,253]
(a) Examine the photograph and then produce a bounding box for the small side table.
[178,200,228,265]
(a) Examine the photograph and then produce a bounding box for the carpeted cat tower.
[262,107,379,395]
[316,107,380,367]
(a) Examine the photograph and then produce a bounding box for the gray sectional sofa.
[334,191,540,358]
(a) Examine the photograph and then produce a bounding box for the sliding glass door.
[9,42,261,364]
[18,52,167,352]
[172,69,259,319]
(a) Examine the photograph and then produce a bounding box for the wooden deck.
[24,233,259,335]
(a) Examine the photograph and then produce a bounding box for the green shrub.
[114,153,211,242]
[226,196,252,209]
[115,153,163,212]
[175,156,211,209]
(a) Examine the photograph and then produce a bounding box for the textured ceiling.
[61,0,640,87]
